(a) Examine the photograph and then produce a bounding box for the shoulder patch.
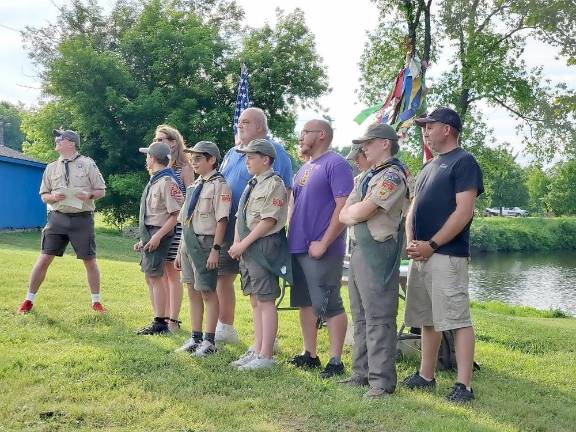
[382,169,402,185]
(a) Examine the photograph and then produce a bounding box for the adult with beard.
[288,119,354,379]
[218,107,293,345]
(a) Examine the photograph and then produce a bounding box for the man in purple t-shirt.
[288,119,354,378]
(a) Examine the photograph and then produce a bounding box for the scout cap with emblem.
[414,107,462,131]
[346,143,363,160]
[236,138,277,159]
[184,140,221,160]
[53,129,80,147]
[139,141,171,160]
[352,123,399,144]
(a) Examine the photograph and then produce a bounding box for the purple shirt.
[289,151,354,256]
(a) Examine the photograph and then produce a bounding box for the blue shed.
[0,145,47,230]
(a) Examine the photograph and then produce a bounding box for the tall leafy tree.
[545,160,576,216]
[0,102,26,151]
[525,163,550,215]
[22,0,329,225]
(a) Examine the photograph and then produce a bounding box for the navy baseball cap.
[415,107,462,131]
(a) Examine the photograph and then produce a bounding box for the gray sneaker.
[238,356,275,371]
[175,338,200,353]
[230,350,256,368]
[193,340,218,357]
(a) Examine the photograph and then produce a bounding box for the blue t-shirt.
[220,139,293,241]
[412,147,484,257]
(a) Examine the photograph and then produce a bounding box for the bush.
[100,172,149,228]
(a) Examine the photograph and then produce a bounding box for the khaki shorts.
[404,253,472,332]
[239,236,281,301]
[41,211,96,259]
[180,235,217,292]
[218,242,240,275]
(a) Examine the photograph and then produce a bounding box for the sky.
[1,0,574,157]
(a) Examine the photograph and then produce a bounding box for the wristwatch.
[429,240,439,250]
[212,244,222,251]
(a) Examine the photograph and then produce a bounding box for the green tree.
[0,102,26,150]
[525,163,550,215]
[360,0,576,158]
[545,160,576,216]
[22,0,329,225]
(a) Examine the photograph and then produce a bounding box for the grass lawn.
[1,223,575,431]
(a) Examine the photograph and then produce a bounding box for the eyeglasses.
[299,129,323,137]
[191,155,207,163]
[55,136,68,142]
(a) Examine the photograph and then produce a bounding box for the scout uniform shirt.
[177,170,232,236]
[242,169,288,236]
[39,153,106,213]
[346,159,413,242]
[144,175,182,227]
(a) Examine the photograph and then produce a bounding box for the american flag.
[233,64,250,136]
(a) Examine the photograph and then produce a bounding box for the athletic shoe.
[136,320,169,335]
[338,375,369,387]
[320,361,345,379]
[289,351,321,368]
[193,340,218,357]
[238,357,275,371]
[215,323,240,344]
[175,338,201,353]
[364,387,393,399]
[17,300,33,314]
[91,302,106,314]
[167,319,182,333]
[402,372,436,390]
[446,383,475,403]
[230,350,257,368]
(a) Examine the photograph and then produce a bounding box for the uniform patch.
[272,198,284,208]
[382,170,402,185]
[221,193,231,202]
[76,163,83,169]
[169,183,183,200]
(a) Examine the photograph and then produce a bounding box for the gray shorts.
[290,253,345,318]
[140,226,173,277]
[218,242,240,275]
[404,253,472,332]
[41,211,96,259]
[180,235,217,292]
[239,236,281,301]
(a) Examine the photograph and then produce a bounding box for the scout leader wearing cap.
[134,141,183,335]
[227,138,290,370]
[17,128,107,315]
[339,122,413,398]
[174,141,232,356]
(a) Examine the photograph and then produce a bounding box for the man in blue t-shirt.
[217,107,293,345]
[402,107,484,403]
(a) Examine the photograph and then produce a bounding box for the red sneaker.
[92,302,106,314]
[17,300,33,314]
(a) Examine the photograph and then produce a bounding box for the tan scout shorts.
[404,253,472,332]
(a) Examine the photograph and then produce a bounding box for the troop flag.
[233,64,250,136]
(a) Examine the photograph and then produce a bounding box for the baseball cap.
[139,142,171,160]
[352,123,399,144]
[53,129,80,147]
[415,107,462,131]
[346,143,363,160]
[236,138,277,159]
[184,141,221,160]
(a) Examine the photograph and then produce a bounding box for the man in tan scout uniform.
[339,123,412,398]
[174,141,231,357]
[134,141,183,335]
[228,139,290,370]
[17,129,107,314]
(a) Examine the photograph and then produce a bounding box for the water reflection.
[469,251,576,316]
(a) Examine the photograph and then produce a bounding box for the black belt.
[53,211,93,217]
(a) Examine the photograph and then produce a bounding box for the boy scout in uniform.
[17,129,107,314]
[174,141,232,357]
[228,139,291,370]
[134,141,183,335]
[339,123,412,398]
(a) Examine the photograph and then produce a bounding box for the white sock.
[91,293,100,304]
[26,292,36,302]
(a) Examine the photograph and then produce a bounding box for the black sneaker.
[136,320,169,335]
[320,361,345,379]
[290,351,321,368]
[446,383,475,403]
[402,372,436,389]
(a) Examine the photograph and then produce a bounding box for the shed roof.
[0,145,46,165]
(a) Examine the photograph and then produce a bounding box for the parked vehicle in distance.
[484,207,528,217]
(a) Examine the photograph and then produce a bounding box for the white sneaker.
[193,340,218,357]
[215,323,240,344]
[175,338,200,353]
[248,338,280,354]
[230,350,256,367]
[238,356,275,371]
